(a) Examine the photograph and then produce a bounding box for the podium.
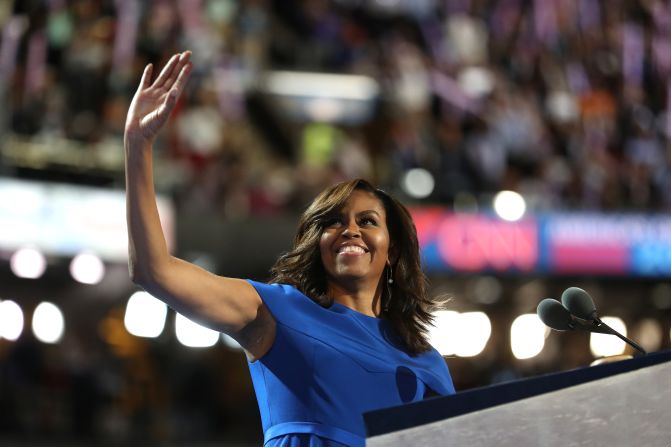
[365,350,671,446]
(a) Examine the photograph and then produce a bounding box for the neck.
[327,278,384,317]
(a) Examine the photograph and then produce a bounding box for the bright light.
[32,302,65,344]
[266,71,379,100]
[10,247,46,279]
[402,168,435,199]
[305,97,345,122]
[429,310,460,356]
[454,312,491,357]
[429,311,491,357]
[510,314,548,360]
[69,252,105,284]
[591,317,627,357]
[458,66,494,98]
[493,190,526,222]
[175,313,219,348]
[221,333,243,351]
[0,300,24,341]
[546,91,578,123]
[124,291,167,338]
[634,318,662,352]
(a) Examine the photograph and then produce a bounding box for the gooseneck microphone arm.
[590,317,647,356]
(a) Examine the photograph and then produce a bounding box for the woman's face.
[319,189,391,290]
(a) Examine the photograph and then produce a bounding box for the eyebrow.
[358,210,381,217]
[328,209,383,218]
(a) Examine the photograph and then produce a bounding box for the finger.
[139,64,153,90]
[153,53,180,89]
[172,62,192,96]
[163,51,192,90]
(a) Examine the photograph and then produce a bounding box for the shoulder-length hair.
[269,178,439,355]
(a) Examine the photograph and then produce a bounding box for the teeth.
[340,245,365,254]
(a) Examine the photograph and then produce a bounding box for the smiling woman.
[124,52,454,447]
[319,189,391,315]
[271,179,442,354]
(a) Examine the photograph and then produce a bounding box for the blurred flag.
[534,0,558,47]
[652,34,671,77]
[578,0,601,32]
[112,0,140,76]
[666,80,671,140]
[622,23,644,88]
[178,0,204,37]
[24,30,47,97]
[0,16,27,86]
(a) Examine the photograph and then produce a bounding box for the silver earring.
[384,264,392,312]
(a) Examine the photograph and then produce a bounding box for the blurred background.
[1,0,671,445]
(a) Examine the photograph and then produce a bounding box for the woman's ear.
[389,240,401,264]
[387,249,398,267]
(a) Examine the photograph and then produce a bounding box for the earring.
[384,263,393,312]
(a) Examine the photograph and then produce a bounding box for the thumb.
[138,63,153,90]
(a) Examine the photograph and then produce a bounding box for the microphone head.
[536,298,574,331]
[561,287,597,320]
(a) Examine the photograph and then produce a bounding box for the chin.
[331,267,367,279]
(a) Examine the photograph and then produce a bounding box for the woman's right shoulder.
[246,279,317,323]
[246,279,302,297]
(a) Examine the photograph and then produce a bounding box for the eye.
[360,216,377,226]
[323,216,342,227]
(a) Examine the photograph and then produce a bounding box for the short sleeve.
[246,280,310,326]
[429,348,456,394]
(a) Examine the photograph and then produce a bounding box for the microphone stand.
[590,318,647,356]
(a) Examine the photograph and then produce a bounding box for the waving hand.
[125,51,192,144]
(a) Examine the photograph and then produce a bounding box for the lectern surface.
[367,361,671,447]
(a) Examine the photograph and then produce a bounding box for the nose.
[341,221,361,238]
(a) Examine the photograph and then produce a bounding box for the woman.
[125,51,455,447]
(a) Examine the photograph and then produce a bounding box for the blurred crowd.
[4,1,671,444]
[3,0,671,216]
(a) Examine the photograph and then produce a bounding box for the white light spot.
[430,311,491,357]
[124,292,167,338]
[546,91,578,123]
[454,312,491,357]
[305,97,345,122]
[266,71,379,101]
[493,190,526,222]
[175,313,219,348]
[633,318,662,352]
[221,333,243,351]
[32,302,65,344]
[402,168,435,199]
[69,252,105,285]
[457,67,494,98]
[590,317,627,357]
[510,314,548,360]
[429,310,460,356]
[10,247,46,279]
[0,300,24,341]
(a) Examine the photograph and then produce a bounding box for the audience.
[3,0,670,216]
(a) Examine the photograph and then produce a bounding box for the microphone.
[536,299,610,334]
[560,287,597,320]
[560,287,646,356]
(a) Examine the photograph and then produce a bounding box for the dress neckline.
[328,301,388,324]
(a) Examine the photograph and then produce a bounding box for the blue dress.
[246,280,455,447]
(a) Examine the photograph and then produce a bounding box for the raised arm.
[124,51,275,360]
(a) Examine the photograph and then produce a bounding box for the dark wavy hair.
[269,179,439,355]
